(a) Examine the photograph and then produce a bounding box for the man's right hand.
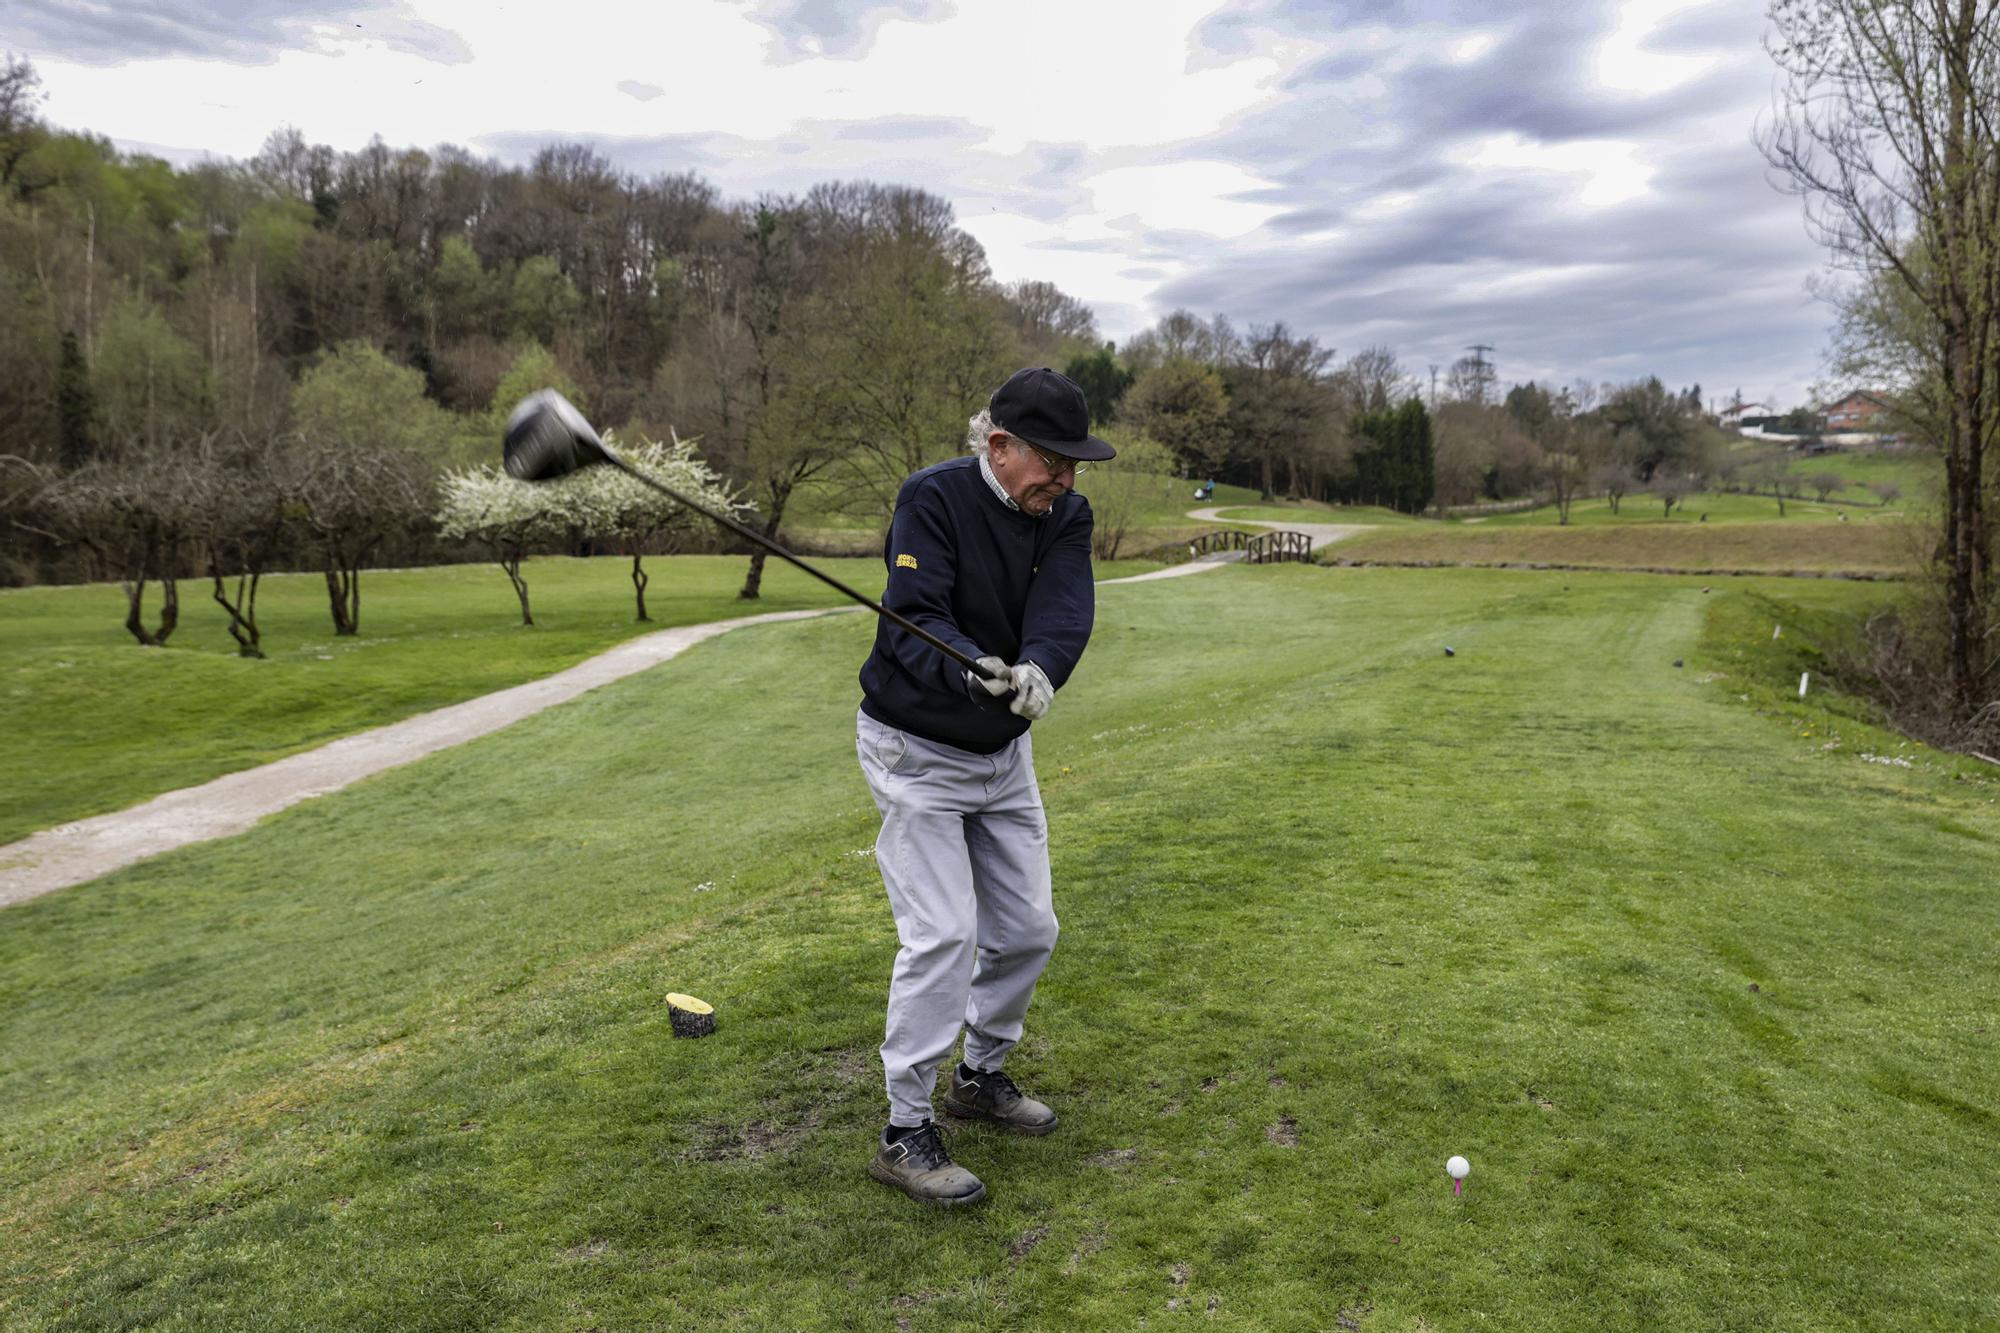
[966,655,1013,699]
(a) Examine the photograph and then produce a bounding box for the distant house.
[1824,390,1891,431]
[1720,401,1768,430]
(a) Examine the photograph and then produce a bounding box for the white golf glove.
[966,655,1013,699]
[1009,661,1054,720]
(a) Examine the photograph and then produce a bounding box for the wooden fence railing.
[1243,530,1313,564]
[1137,529,1313,565]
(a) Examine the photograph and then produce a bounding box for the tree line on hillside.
[0,54,1743,578]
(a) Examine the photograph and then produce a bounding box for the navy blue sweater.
[859,457,1095,753]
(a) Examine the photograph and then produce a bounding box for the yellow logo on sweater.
[895,553,919,569]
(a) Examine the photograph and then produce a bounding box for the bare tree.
[1544,415,1598,524]
[1332,346,1412,413]
[1872,479,1905,505]
[1002,279,1098,357]
[191,437,295,657]
[1592,461,1635,514]
[1657,473,1693,518]
[296,441,431,635]
[40,452,201,645]
[1809,471,1848,500]
[1762,0,2000,717]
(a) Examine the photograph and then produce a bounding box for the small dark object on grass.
[1748,983,1761,993]
[1673,659,1684,668]
[1702,586,1711,593]
[667,993,716,1038]
[1444,646,1455,657]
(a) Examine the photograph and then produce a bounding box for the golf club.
[502,389,1005,683]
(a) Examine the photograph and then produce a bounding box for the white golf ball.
[1446,1155,1470,1180]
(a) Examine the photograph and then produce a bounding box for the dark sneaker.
[942,1065,1059,1135]
[868,1122,987,1206]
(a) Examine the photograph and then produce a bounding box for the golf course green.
[2,563,1995,1329]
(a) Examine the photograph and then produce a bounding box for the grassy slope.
[0,555,1149,844]
[1333,512,1917,575]
[1780,449,1942,505]
[3,568,1996,1330]
[1476,492,1870,527]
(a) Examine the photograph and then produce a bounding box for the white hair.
[966,408,1003,458]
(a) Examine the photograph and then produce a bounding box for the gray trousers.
[856,709,1059,1127]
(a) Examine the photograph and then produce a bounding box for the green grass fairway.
[1333,516,1917,576]
[0,556,1149,845]
[3,567,1995,1328]
[0,557,864,845]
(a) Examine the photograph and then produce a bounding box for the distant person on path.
[855,367,1115,1206]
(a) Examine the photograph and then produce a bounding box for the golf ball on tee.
[1446,1155,1470,1180]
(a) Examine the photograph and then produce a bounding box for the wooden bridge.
[1143,529,1315,565]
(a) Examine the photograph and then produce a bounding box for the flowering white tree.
[436,466,570,625]
[555,432,737,620]
[436,431,737,625]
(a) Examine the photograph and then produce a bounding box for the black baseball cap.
[989,367,1117,462]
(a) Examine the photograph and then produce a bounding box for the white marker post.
[1799,671,1810,699]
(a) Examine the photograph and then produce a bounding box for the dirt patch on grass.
[1064,1230,1108,1276]
[1008,1224,1051,1261]
[1084,1147,1138,1169]
[564,1237,610,1261]
[1266,1115,1299,1147]
[170,1153,237,1185]
[685,1111,822,1161]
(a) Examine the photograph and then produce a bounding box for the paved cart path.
[1,554,1270,908]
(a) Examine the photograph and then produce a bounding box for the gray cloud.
[3,0,472,66]
[833,115,982,143]
[1150,0,1824,403]
[731,0,954,62]
[618,80,665,102]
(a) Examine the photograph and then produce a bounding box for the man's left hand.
[1009,661,1054,720]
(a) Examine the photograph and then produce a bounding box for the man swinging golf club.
[857,367,1114,1205]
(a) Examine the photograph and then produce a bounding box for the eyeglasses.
[1022,443,1089,475]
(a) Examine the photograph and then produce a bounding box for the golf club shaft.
[599,451,1002,681]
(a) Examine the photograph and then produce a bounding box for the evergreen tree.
[1397,397,1435,514]
[1062,342,1133,423]
[55,331,95,469]
[1345,398,1434,513]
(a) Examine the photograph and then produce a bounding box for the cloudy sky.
[7,0,1831,408]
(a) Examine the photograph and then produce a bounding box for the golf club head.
[503,388,610,482]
